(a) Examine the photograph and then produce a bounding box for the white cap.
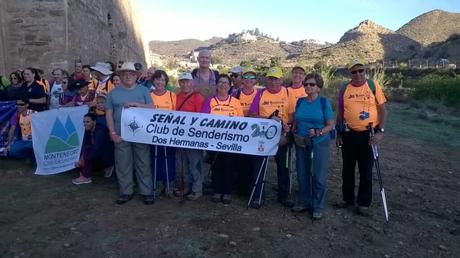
[90,62,113,75]
[230,66,243,74]
[117,62,139,73]
[178,72,193,80]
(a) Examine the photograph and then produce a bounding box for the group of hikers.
[0,49,387,220]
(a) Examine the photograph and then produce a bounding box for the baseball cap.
[243,66,257,75]
[292,64,305,72]
[266,67,283,78]
[230,66,243,74]
[347,58,365,70]
[178,72,193,80]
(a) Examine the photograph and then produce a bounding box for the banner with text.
[32,106,88,175]
[121,108,281,156]
[0,101,17,156]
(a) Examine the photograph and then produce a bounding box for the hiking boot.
[291,205,309,213]
[222,194,232,205]
[250,200,263,209]
[312,211,323,220]
[211,193,222,203]
[186,192,202,201]
[278,198,295,208]
[143,195,155,205]
[334,201,354,209]
[116,194,133,205]
[72,176,92,185]
[356,206,370,216]
[104,166,114,178]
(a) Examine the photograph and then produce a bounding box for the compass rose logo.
[127,116,142,135]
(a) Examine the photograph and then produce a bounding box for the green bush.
[407,74,460,108]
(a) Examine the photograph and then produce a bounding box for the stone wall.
[0,0,146,77]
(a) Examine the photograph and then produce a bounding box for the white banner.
[121,108,281,156]
[31,106,88,175]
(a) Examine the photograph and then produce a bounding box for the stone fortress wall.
[0,0,146,76]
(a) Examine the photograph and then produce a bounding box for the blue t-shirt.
[294,96,333,144]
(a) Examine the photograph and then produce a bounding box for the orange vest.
[19,110,33,140]
[258,87,290,124]
[238,89,258,116]
[150,91,176,110]
[208,96,243,117]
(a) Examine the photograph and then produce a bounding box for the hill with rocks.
[294,19,421,66]
[397,9,460,46]
[148,9,460,68]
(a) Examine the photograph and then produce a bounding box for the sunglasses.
[243,75,256,79]
[231,73,240,78]
[305,83,317,87]
[10,77,18,80]
[350,69,365,75]
[16,103,26,106]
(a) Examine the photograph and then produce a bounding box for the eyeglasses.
[350,69,365,75]
[243,75,256,79]
[10,77,17,80]
[305,83,317,87]
[62,81,68,84]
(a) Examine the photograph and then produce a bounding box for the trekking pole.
[368,123,389,222]
[153,145,158,200]
[179,149,185,202]
[286,144,292,196]
[247,156,267,208]
[309,129,317,215]
[257,157,269,207]
[164,146,171,197]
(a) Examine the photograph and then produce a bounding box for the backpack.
[338,79,376,120]
[295,96,335,139]
[191,68,220,82]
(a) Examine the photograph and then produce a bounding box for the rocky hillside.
[149,37,222,57]
[295,20,421,66]
[397,9,460,46]
[148,9,460,67]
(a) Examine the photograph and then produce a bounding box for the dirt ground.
[1,124,459,257]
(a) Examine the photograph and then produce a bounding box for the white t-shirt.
[49,82,63,109]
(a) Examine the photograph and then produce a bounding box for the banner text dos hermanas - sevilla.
[121,108,281,156]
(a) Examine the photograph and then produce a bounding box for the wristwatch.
[377,128,385,133]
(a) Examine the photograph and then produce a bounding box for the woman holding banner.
[201,74,243,204]
[175,72,205,201]
[150,70,177,197]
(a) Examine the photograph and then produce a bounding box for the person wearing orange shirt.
[336,59,387,216]
[150,70,177,197]
[248,66,294,209]
[91,62,114,96]
[287,65,308,116]
[202,74,243,204]
[232,66,259,195]
[176,72,205,201]
[6,97,35,164]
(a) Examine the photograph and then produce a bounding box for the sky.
[136,0,460,43]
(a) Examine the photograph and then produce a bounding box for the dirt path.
[1,132,459,257]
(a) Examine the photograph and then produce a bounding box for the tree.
[270,57,281,67]
[254,28,260,36]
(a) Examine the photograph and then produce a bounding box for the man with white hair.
[191,49,220,98]
[105,62,155,205]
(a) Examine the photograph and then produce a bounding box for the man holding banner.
[5,97,35,162]
[248,67,294,209]
[106,62,155,205]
